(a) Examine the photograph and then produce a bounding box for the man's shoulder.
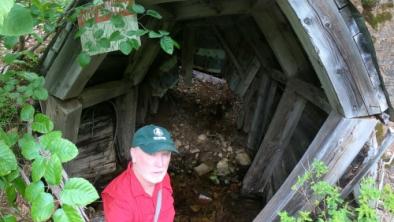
[102,168,131,199]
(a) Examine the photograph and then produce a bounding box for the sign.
[77,0,140,55]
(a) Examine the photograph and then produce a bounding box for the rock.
[236,152,251,166]
[216,158,231,176]
[197,134,207,142]
[190,148,200,153]
[175,140,182,148]
[227,146,233,152]
[198,193,212,204]
[194,163,213,176]
[190,205,201,212]
[185,144,190,149]
[218,152,223,158]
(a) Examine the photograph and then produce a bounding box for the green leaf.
[93,29,104,39]
[126,29,148,37]
[146,9,162,19]
[158,30,169,36]
[44,154,62,185]
[31,157,46,182]
[130,4,145,14]
[4,53,20,64]
[119,41,132,55]
[20,104,35,121]
[61,178,99,206]
[32,88,48,100]
[160,36,174,55]
[18,71,38,81]
[77,52,91,67]
[3,36,17,49]
[110,14,125,28]
[0,4,33,36]
[31,192,55,222]
[32,113,54,134]
[25,181,44,203]
[0,0,14,26]
[5,184,16,204]
[48,138,78,163]
[1,214,17,222]
[109,31,123,41]
[98,37,110,49]
[148,30,163,38]
[19,133,41,160]
[0,129,17,147]
[5,169,18,182]
[130,39,140,49]
[12,177,26,198]
[0,141,17,176]
[53,205,84,222]
[39,131,62,149]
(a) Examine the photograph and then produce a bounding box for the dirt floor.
[144,74,262,222]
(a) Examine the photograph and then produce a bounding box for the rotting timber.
[39,0,394,221]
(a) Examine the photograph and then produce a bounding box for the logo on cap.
[153,127,166,140]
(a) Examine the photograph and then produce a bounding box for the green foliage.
[280,160,394,222]
[60,178,99,206]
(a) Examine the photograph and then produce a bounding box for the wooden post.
[45,96,82,143]
[181,27,195,85]
[253,112,378,222]
[242,87,307,195]
[115,87,138,165]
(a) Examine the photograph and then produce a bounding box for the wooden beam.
[124,20,174,85]
[341,127,394,198]
[277,0,388,117]
[287,78,331,113]
[174,0,252,21]
[235,56,261,97]
[45,96,82,143]
[181,27,195,85]
[253,112,378,222]
[44,27,107,100]
[115,87,138,166]
[252,3,312,79]
[212,26,243,84]
[242,87,306,194]
[79,80,132,109]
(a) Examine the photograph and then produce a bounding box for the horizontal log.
[79,80,132,109]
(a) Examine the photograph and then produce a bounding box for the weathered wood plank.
[79,80,132,109]
[341,127,394,198]
[181,27,195,85]
[212,26,243,80]
[253,112,378,222]
[242,87,306,194]
[115,87,138,165]
[287,78,331,113]
[174,0,253,21]
[235,56,261,97]
[252,2,312,79]
[44,28,107,100]
[277,0,388,117]
[247,73,270,151]
[45,96,82,143]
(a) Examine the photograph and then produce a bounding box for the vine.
[0,0,178,221]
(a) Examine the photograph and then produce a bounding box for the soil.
[143,75,262,222]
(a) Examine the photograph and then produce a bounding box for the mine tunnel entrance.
[40,1,391,221]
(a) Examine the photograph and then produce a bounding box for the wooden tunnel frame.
[39,0,393,221]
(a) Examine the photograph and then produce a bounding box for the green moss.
[362,0,378,9]
[375,123,385,145]
[363,10,393,29]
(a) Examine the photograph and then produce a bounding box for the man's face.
[131,147,172,185]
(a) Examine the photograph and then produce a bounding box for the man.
[102,124,178,222]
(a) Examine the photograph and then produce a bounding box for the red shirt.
[102,164,175,222]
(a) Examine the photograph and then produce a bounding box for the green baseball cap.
[131,124,178,154]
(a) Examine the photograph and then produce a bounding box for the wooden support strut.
[181,27,195,85]
[242,86,307,195]
[253,112,378,222]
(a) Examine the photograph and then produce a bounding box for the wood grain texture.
[277,0,387,117]
[253,112,377,222]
